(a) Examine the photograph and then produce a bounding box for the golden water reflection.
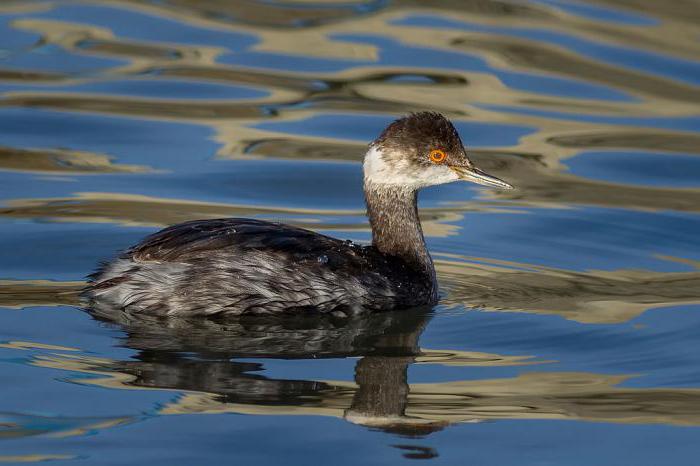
[11,311,700,436]
[0,146,151,174]
[3,0,700,175]
[0,280,82,309]
[438,255,700,323]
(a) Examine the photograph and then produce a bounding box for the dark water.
[1,0,700,464]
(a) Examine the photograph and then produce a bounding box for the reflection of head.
[345,410,447,437]
[344,355,447,437]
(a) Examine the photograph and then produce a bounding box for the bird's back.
[84,218,434,318]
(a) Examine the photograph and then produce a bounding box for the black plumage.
[86,218,433,317]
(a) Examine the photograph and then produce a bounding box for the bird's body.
[88,218,435,317]
[84,112,512,318]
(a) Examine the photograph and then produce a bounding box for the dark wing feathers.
[87,218,431,314]
[126,218,371,270]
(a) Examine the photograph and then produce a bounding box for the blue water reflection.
[1,0,700,464]
[567,151,700,188]
[393,15,700,85]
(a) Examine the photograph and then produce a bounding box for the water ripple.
[2,0,700,463]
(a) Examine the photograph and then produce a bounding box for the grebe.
[84,112,513,317]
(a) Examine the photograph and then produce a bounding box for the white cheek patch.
[363,146,459,188]
[418,164,460,187]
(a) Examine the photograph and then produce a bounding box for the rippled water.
[1,0,700,464]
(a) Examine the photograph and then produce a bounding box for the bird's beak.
[449,165,513,190]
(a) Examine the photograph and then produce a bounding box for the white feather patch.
[363,146,459,188]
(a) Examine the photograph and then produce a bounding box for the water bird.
[84,112,513,317]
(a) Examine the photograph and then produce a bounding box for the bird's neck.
[363,181,436,284]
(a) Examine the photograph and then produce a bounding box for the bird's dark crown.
[371,112,468,167]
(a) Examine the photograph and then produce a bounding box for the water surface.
[1,0,700,464]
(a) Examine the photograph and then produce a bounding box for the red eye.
[429,149,446,163]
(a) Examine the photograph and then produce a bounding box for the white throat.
[363,146,459,189]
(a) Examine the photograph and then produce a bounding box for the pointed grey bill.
[450,165,514,190]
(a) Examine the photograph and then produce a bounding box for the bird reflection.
[91,305,446,437]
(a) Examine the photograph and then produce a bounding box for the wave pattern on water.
[1,0,700,464]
